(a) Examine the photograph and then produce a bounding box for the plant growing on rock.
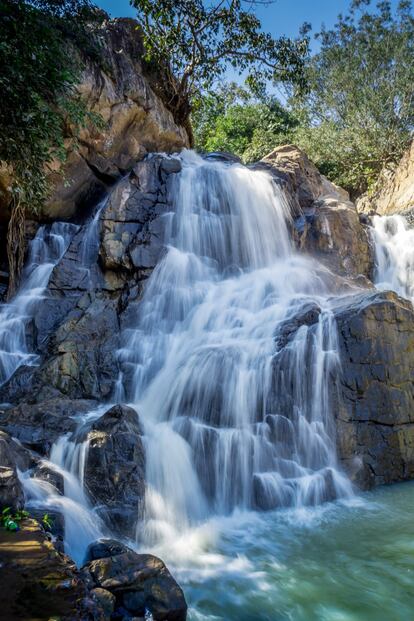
[0,0,105,297]
[131,0,309,144]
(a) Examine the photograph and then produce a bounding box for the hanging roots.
[6,195,26,300]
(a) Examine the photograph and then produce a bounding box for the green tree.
[291,0,414,196]
[0,0,103,296]
[193,83,297,162]
[131,0,309,143]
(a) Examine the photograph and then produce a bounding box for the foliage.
[290,0,414,196]
[193,83,297,162]
[42,513,53,530]
[131,0,309,135]
[0,0,104,296]
[1,507,30,531]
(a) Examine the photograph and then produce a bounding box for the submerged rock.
[83,539,187,621]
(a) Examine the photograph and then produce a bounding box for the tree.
[131,0,309,142]
[193,83,297,161]
[290,0,414,196]
[0,0,103,296]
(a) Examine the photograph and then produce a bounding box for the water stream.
[7,155,414,619]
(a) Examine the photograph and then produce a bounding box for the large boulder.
[0,518,105,620]
[257,145,374,280]
[333,290,414,489]
[82,405,145,537]
[299,196,374,280]
[83,539,187,621]
[99,155,180,278]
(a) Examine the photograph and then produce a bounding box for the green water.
[167,482,414,621]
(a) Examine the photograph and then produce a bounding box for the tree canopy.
[0,0,103,295]
[290,0,414,195]
[193,83,297,162]
[131,0,309,139]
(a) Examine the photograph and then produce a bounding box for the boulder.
[82,405,145,538]
[0,518,105,620]
[258,144,349,217]
[83,539,187,621]
[299,196,374,280]
[0,431,33,510]
[0,399,97,455]
[333,290,414,488]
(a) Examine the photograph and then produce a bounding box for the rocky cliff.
[1,138,414,618]
[357,140,414,217]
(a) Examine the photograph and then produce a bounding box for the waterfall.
[371,214,414,303]
[0,222,78,387]
[117,151,352,546]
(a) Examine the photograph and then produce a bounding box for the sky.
[95,0,400,49]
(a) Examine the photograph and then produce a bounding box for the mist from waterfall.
[0,222,78,388]
[371,214,414,303]
[117,151,352,548]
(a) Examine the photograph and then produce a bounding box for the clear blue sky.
[95,0,400,49]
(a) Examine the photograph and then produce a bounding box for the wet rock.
[99,155,174,279]
[333,290,414,488]
[0,399,97,455]
[274,301,321,349]
[83,539,187,621]
[82,405,145,538]
[34,294,120,401]
[0,517,105,620]
[0,431,31,510]
[31,463,64,494]
[299,196,375,279]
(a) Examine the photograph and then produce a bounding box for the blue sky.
[95,0,400,48]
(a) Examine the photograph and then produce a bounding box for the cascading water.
[371,213,414,303]
[0,222,77,387]
[117,151,352,547]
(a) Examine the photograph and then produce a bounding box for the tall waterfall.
[0,222,77,387]
[118,152,352,545]
[371,214,414,303]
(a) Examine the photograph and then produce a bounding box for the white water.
[116,151,352,548]
[371,214,414,303]
[0,222,78,387]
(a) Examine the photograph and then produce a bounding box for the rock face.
[259,145,374,280]
[82,405,145,537]
[357,140,414,216]
[333,290,414,489]
[44,18,188,221]
[83,539,188,621]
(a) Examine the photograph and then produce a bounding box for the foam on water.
[371,214,414,302]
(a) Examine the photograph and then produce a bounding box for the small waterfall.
[21,406,108,564]
[117,151,352,546]
[0,222,78,387]
[371,214,414,303]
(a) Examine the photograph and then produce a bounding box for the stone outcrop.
[357,140,414,216]
[82,539,188,621]
[259,145,374,281]
[82,405,145,537]
[333,290,414,489]
[0,518,104,620]
[44,18,188,221]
